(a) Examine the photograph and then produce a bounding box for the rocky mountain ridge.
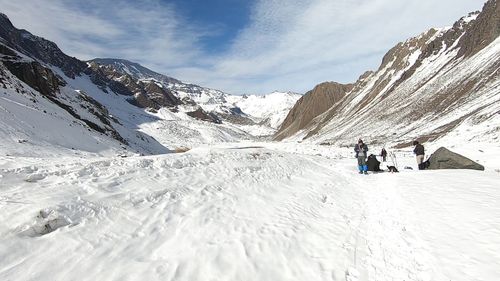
[276,0,500,147]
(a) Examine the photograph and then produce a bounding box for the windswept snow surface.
[1,143,499,281]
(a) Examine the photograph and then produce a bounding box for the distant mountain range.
[276,0,499,147]
[0,12,300,155]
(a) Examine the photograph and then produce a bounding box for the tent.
[426,147,484,171]
[367,154,382,172]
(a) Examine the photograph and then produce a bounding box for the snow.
[406,49,421,68]
[137,108,255,149]
[0,67,128,158]
[462,12,479,24]
[229,91,301,129]
[1,142,499,281]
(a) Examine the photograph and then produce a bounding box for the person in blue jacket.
[354,139,369,174]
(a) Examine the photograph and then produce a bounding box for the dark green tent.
[426,147,484,171]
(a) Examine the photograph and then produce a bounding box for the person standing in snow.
[413,140,425,170]
[381,148,387,162]
[354,139,369,174]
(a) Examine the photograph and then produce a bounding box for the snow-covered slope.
[0,46,170,156]
[0,65,126,157]
[228,91,301,129]
[278,0,500,148]
[1,143,499,281]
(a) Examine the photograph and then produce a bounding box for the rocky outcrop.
[274,82,353,140]
[187,108,222,124]
[2,60,65,97]
[143,81,180,108]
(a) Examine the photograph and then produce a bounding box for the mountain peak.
[89,58,181,84]
[0,12,11,22]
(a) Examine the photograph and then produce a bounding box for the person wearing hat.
[413,140,425,170]
[354,139,369,174]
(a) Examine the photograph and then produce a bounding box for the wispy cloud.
[191,0,484,94]
[0,0,212,70]
[0,0,485,94]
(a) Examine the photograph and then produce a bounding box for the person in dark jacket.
[367,154,382,172]
[413,140,425,170]
[381,148,387,162]
[354,139,369,174]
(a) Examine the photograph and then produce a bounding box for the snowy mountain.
[90,58,182,84]
[88,58,229,109]
[229,91,301,129]
[0,13,301,156]
[276,0,500,148]
[87,58,300,136]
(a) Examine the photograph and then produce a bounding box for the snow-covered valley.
[1,143,499,281]
[1,1,500,280]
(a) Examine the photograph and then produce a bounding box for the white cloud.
[0,0,210,68]
[193,0,485,94]
[0,0,486,94]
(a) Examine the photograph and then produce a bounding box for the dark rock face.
[187,108,222,124]
[427,147,485,170]
[274,82,353,140]
[218,113,255,125]
[2,60,65,97]
[457,0,500,58]
[0,43,18,57]
[143,81,180,108]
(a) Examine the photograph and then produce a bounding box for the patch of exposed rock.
[187,108,222,124]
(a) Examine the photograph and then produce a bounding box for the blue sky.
[0,0,486,94]
[168,0,253,53]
